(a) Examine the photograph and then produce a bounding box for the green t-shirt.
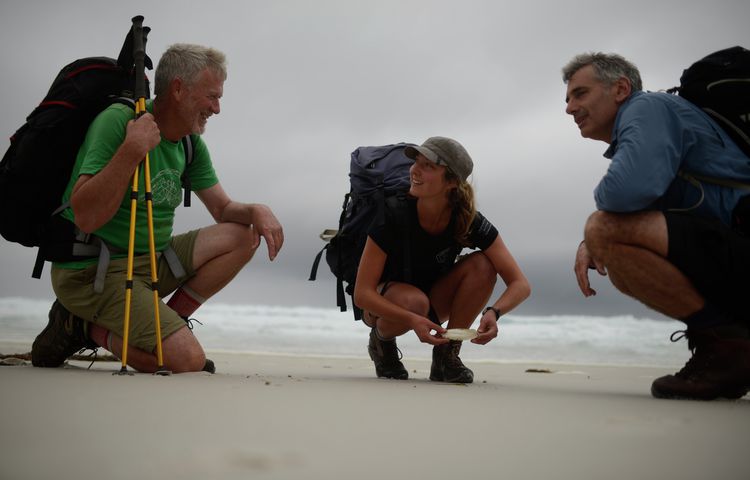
[57,100,219,268]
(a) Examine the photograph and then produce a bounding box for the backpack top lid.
[672,45,750,157]
[678,46,749,86]
[349,143,415,196]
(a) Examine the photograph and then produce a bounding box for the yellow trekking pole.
[140,92,170,376]
[117,15,170,376]
[117,154,138,376]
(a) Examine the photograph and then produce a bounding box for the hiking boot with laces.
[430,340,474,383]
[32,299,98,368]
[368,328,408,379]
[651,326,750,400]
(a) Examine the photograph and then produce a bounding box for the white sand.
[1,340,749,480]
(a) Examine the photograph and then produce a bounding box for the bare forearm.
[218,201,253,225]
[354,287,421,328]
[71,144,144,233]
[70,114,159,233]
[489,278,531,316]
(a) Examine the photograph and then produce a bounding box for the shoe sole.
[429,373,474,384]
[651,384,749,401]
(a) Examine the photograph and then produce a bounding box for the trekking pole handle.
[131,15,147,107]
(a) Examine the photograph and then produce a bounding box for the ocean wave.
[0,297,687,367]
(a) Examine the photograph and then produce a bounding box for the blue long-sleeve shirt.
[595,90,750,226]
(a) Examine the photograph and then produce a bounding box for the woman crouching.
[353,136,531,383]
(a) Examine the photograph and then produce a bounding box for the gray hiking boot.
[430,340,474,383]
[368,328,408,379]
[651,325,750,400]
[32,300,98,368]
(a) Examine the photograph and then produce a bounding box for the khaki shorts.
[51,230,200,352]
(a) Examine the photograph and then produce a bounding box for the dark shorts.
[665,211,750,319]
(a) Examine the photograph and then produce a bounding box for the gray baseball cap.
[404,136,473,182]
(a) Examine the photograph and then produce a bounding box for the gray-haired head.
[154,44,227,97]
[562,52,642,91]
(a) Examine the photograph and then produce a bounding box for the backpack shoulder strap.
[385,194,412,283]
[181,135,195,207]
[678,169,750,191]
[112,96,136,111]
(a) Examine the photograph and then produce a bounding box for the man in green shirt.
[31,44,284,373]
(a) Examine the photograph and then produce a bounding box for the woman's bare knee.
[384,285,430,317]
[460,252,497,287]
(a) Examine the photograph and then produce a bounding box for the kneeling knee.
[163,328,206,373]
[168,349,206,373]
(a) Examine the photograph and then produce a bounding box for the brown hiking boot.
[31,300,98,368]
[367,328,408,379]
[430,340,474,383]
[651,326,750,400]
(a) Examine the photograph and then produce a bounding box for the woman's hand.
[471,311,499,345]
[411,316,448,345]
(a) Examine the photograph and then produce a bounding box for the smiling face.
[177,68,223,135]
[409,154,456,199]
[565,64,629,144]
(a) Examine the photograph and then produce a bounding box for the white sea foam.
[0,297,688,367]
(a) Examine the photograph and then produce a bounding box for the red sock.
[88,323,111,349]
[167,286,204,318]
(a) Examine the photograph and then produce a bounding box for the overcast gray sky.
[1,0,747,317]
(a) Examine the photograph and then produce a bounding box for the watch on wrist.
[483,306,501,321]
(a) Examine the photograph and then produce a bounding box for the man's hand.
[574,241,606,297]
[123,113,161,164]
[250,204,284,261]
[411,316,448,346]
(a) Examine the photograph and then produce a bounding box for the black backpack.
[668,46,750,234]
[668,45,750,158]
[309,143,414,320]
[0,23,195,278]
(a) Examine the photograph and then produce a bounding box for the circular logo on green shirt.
[148,168,183,208]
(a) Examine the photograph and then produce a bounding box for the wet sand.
[1,341,748,480]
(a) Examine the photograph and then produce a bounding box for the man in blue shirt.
[562,52,750,400]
